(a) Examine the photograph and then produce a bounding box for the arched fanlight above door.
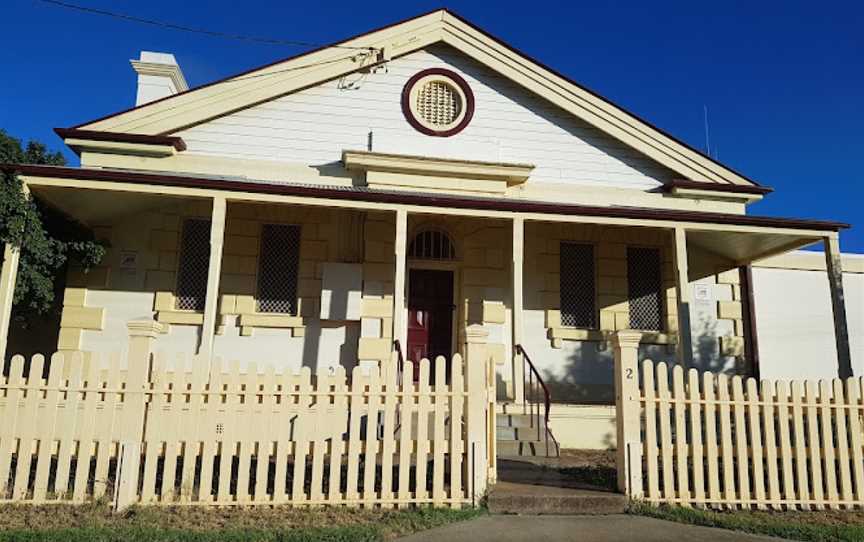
[407,229,456,261]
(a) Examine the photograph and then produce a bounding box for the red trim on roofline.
[54,128,187,151]
[5,164,847,232]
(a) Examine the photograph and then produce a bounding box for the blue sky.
[3,0,862,252]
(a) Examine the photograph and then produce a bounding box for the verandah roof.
[9,163,848,271]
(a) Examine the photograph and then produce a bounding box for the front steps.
[496,406,560,458]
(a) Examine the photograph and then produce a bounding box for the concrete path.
[399,515,787,541]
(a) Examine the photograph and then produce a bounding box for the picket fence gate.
[613,331,864,510]
[0,321,492,509]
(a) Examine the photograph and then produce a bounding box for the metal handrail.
[515,344,559,456]
[393,339,405,378]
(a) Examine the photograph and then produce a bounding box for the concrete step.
[496,413,534,429]
[496,426,546,441]
[497,439,558,457]
[487,482,627,515]
[490,459,625,515]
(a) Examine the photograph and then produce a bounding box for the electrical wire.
[34,0,379,52]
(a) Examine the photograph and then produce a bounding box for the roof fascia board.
[11,165,846,235]
[439,14,752,186]
[79,13,445,134]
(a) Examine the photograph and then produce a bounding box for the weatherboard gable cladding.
[176,45,676,191]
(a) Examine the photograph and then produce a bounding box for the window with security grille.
[559,243,597,328]
[175,219,211,311]
[408,230,456,260]
[627,247,664,331]
[257,224,301,314]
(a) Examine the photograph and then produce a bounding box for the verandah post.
[823,234,853,378]
[613,329,643,498]
[114,319,162,512]
[0,243,21,364]
[464,324,491,501]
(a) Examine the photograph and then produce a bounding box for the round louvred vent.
[402,68,474,137]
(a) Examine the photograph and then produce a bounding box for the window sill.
[548,327,677,348]
[237,313,306,337]
[156,310,204,327]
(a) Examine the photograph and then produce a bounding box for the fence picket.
[656,363,675,502]
[449,353,464,507]
[642,360,659,502]
[671,366,689,505]
[362,366,382,505]
[32,353,65,502]
[432,356,447,506]
[790,381,810,508]
[819,381,839,508]
[760,380,781,508]
[327,366,348,505]
[832,379,853,507]
[731,377,750,507]
[379,355,398,506]
[11,355,44,501]
[685,369,704,505]
[746,378,765,508]
[71,355,101,502]
[847,378,864,504]
[805,382,824,509]
[415,359,431,502]
[397,361,414,507]
[292,367,313,504]
[54,352,84,499]
[717,374,735,506]
[702,371,720,505]
[309,370,329,505]
[344,367,365,505]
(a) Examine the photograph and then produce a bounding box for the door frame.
[406,260,461,360]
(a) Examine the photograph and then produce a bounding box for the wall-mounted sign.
[694,284,711,305]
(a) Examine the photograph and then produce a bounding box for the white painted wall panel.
[752,267,864,380]
[179,45,674,189]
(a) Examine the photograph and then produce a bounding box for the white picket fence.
[0,321,492,509]
[613,331,864,510]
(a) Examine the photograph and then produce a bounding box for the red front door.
[407,269,454,381]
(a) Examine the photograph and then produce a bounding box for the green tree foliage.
[0,129,105,315]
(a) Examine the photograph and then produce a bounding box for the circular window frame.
[401,68,475,137]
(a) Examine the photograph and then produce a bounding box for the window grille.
[559,243,597,328]
[416,81,462,126]
[257,224,301,314]
[407,230,456,260]
[175,219,211,311]
[627,247,664,331]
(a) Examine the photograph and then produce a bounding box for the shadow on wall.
[541,320,736,405]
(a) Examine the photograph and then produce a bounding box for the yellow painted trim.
[60,306,105,331]
[238,313,304,328]
[343,150,533,185]
[57,328,83,351]
[63,138,176,157]
[156,310,205,325]
[667,186,762,204]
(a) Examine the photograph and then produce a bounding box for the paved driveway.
[399,515,787,542]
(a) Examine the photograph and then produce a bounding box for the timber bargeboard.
[71,9,758,189]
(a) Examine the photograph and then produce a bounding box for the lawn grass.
[0,503,485,542]
[629,501,864,542]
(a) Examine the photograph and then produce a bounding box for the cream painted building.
[0,9,856,453]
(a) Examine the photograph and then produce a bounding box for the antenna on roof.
[703,105,712,157]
